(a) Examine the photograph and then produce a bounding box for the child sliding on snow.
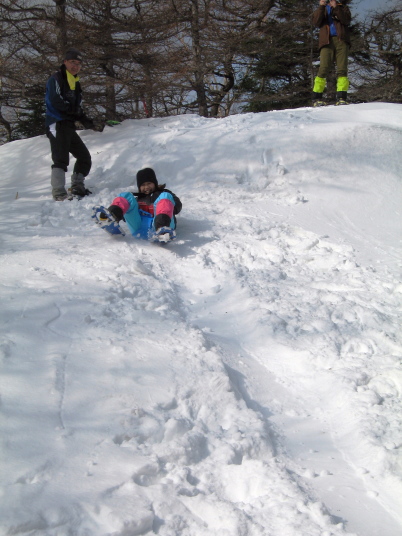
[99,168,182,242]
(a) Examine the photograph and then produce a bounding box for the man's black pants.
[46,120,91,176]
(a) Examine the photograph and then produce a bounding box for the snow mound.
[0,103,401,535]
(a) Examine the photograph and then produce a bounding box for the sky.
[352,0,394,20]
[0,102,401,536]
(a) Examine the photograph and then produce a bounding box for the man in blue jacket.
[45,49,95,200]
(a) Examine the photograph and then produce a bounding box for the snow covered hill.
[0,103,401,536]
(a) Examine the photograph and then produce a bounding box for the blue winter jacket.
[45,65,82,127]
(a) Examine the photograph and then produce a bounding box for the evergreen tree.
[238,0,318,111]
[237,0,368,110]
[14,92,46,140]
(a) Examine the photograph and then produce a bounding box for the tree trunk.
[0,109,13,142]
[190,0,208,117]
[54,0,67,59]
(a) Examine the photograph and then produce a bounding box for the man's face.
[139,182,156,194]
[64,59,82,76]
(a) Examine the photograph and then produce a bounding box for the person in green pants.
[312,0,352,106]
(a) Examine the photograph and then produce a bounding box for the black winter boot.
[335,91,348,105]
[107,205,124,222]
[154,213,171,231]
[312,92,326,107]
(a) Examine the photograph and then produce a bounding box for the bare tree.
[0,1,58,140]
[168,0,277,117]
[54,0,67,56]
[61,0,182,120]
[355,3,402,102]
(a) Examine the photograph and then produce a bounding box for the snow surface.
[0,103,401,536]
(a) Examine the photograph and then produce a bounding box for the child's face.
[139,182,156,194]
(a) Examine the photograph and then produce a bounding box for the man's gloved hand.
[92,120,105,132]
[79,116,104,132]
[79,115,95,130]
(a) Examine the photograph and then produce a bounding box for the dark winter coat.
[134,187,182,217]
[312,4,352,50]
[45,64,93,128]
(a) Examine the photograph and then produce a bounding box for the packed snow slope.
[0,103,401,536]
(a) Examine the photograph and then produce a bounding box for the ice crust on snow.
[0,103,401,535]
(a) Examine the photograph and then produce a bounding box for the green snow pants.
[313,37,350,93]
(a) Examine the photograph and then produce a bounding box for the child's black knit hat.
[137,168,158,189]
